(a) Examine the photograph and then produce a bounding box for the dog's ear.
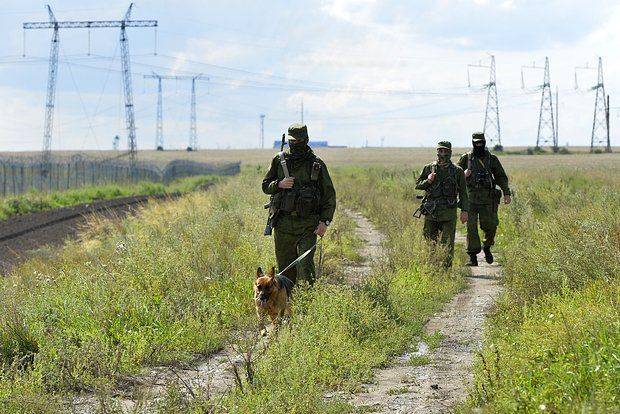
[268,266,275,279]
[256,267,264,279]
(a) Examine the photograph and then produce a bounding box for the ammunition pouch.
[295,185,320,218]
[276,191,296,213]
[474,171,492,188]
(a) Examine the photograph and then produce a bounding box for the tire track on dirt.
[348,234,503,413]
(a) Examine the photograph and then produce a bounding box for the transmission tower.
[591,58,610,152]
[575,57,611,152]
[260,114,265,149]
[522,57,557,151]
[467,55,502,148]
[144,73,207,151]
[23,3,157,167]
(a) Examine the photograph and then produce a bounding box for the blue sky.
[1,0,618,151]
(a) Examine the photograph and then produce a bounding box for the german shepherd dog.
[254,267,293,336]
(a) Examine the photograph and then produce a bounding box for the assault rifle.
[264,133,287,236]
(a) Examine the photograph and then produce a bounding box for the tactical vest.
[272,153,322,218]
[466,151,494,190]
[426,162,458,205]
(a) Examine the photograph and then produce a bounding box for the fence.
[0,154,240,197]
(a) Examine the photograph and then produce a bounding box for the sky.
[0,0,618,151]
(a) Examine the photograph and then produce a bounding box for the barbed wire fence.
[0,154,240,197]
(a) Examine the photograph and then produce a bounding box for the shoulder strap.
[277,151,290,178]
[431,162,437,174]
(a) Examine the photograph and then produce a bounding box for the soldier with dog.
[262,124,336,285]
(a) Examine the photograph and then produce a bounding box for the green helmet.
[437,141,452,150]
[287,123,309,144]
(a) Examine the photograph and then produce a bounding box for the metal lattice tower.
[575,57,612,152]
[591,57,610,152]
[23,3,157,166]
[144,73,207,150]
[522,57,557,151]
[260,114,265,149]
[467,55,502,148]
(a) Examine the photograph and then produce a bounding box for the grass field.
[3,147,619,169]
[0,149,617,413]
[0,175,222,221]
[462,164,620,413]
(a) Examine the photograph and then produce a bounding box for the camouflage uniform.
[457,133,510,261]
[415,141,468,267]
[262,124,336,284]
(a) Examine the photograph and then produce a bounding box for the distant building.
[272,140,345,149]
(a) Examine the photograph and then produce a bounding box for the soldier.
[457,132,511,266]
[262,124,336,285]
[415,141,469,268]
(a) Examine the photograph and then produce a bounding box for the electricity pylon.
[23,3,157,167]
[575,57,612,152]
[467,55,501,149]
[522,57,557,152]
[144,73,207,151]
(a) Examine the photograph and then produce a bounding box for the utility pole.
[467,55,502,149]
[144,73,207,151]
[24,3,158,168]
[555,87,559,147]
[260,114,265,149]
[606,95,611,153]
[522,57,557,152]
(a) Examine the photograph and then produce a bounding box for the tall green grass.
[0,174,221,221]
[466,166,620,413]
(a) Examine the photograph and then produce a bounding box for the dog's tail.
[276,275,294,298]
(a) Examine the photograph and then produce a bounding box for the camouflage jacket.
[415,161,468,221]
[457,150,510,204]
[262,149,336,228]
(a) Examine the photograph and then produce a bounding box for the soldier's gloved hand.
[314,221,328,237]
[427,172,436,182]
[278,177,295,189]
[464,169,472,178]
[460,211,468,224]
[504,195,511,205]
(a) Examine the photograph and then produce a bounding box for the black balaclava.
[287,123,311,160]
[472,132,486,157]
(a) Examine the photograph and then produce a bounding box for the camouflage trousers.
[466,203,499,254]
[423,215,457,268]
[273,218,318,285]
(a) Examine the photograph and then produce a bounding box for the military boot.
[483,246,494,264]
[467,253,478,267]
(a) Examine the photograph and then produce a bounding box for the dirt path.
[342,208,385,285]
[348,234,503,413]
